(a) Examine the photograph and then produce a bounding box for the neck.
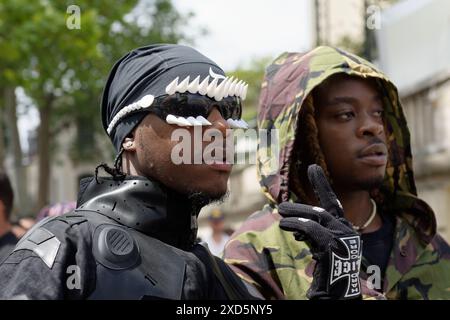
[122,153,139,176]
[334,188,382,234]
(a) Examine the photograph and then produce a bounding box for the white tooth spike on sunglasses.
[178,117,193,126]
[236,119,246,129]
[239,119,249,129]
[166,114,192,126]
[227,118,249,129]
[166,114,215,127]
[226,118,241,129]
[186,116,202,126]
[196,115,212,125]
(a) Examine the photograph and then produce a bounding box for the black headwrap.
[101,44,226,151]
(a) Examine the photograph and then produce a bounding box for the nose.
[207,107,231,138]
[356,113,384,138]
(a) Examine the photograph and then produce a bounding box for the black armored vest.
[74,176,200,299]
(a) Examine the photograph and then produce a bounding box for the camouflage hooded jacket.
[223,46,450,300]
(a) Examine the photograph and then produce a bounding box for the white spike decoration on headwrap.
[164,74,248,101]
[107,94,155,135]
[241,84,248,100]
[223,76,233,98]
[161,73,250,128]
[214,77,227,101]
[235,80,244,97]
[198,75,210,95]
[228,78,238,96]
[209,67,226,79]
[206,77,218,98]
[176,76,190,93]
[187,75,201,94]
[165,77,179,95]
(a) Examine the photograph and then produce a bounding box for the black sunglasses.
[149,92,242,121]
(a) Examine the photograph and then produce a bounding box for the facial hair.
[188,190,229,212]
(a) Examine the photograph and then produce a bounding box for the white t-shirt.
[203,232,230,257]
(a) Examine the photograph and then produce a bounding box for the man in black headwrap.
[0,44,256,299]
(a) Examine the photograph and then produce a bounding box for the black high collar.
[76,175,200,250]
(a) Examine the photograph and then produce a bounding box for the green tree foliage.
[227,57,272,124]
[0,0,195,210]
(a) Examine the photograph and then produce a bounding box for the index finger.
[307,164,344,218]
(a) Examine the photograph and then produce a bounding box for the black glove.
[279,164,362,300]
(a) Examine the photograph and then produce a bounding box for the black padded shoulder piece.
[73,210,187,300]
[12,217,62,269]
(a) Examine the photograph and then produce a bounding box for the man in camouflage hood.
[223,46,450,299]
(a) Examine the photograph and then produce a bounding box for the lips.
[204,148,233,172]
[358,143,388,166]
[208,162,232,172]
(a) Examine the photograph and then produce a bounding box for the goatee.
[188,190,229,212]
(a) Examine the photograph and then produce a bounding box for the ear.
[122,136,136,152]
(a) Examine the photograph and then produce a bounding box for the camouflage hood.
[256,46,436,243]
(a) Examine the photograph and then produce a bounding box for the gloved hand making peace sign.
[279,164,362,300]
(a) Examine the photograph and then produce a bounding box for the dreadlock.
[94,147,125,183]
[289,94,330,204]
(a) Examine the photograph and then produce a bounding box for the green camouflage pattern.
[223,46,450,299]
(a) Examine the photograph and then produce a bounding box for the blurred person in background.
[36,202,76,222]
[203,208,230,257]
[9,202,76,239]
[11,217,35,239]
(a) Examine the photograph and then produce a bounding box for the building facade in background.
[4,126,112,217]
[314,0,366,46]
[376,0,450,241]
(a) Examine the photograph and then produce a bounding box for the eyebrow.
[324,94,383,106]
